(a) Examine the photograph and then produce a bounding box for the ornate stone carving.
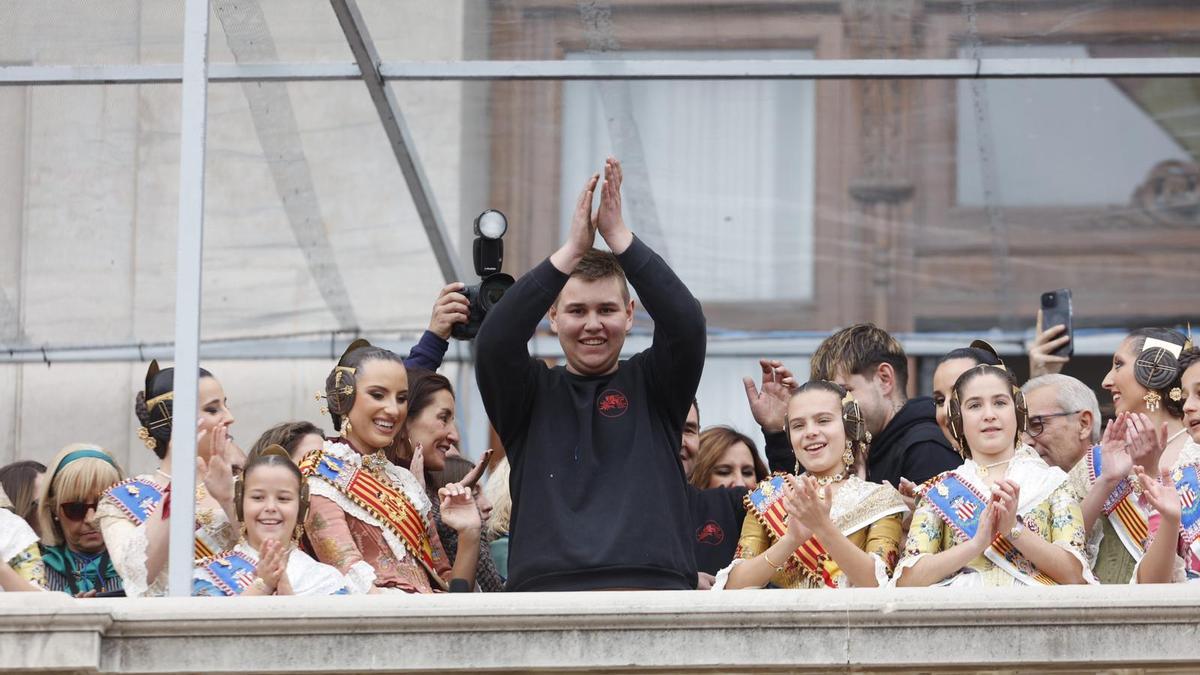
[1133,160,1200,227]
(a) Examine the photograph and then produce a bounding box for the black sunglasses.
[59,501,99,521]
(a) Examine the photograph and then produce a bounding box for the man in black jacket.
[745,325,961,487]
[475,158,706,591]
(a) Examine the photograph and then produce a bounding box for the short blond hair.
[37,444,124,546]
[483,457,512,539]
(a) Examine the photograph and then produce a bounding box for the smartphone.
[1040,288,1073,358]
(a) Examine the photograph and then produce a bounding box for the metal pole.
[330,0,466,284]
[167,0,211,598]
[5,58,1200,87]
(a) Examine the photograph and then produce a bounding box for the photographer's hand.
[596,157,633,254]
[427,282,470,340]
[550,173,600,274]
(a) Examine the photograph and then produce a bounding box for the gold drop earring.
[1144,391,1162,413]
[842,441,854,469]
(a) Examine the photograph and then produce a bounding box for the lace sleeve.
[117,523,167,598]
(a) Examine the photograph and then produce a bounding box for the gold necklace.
[814,471,845,487]
[978,458,1012,477]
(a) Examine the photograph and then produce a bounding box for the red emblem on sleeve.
[597,389,630,418]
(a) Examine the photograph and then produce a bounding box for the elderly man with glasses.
[1021,374,1101,471]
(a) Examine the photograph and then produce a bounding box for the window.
[957,45,1189,207]
[560,50,816,302]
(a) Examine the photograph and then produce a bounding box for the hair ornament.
[136,426,156,449]
[1134,341,1180,392]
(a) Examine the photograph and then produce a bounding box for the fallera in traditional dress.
[893,445,1095,587]
[713,474,908,590]
[97,473,238,597]
[301,439,453,594]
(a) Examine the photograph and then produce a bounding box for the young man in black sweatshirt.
[475,158,706,591]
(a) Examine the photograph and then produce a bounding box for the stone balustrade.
[3,584,1199,673]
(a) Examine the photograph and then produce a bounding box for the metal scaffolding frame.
[3,0,1197,595]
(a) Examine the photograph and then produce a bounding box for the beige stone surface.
[0,1,481,468]
[2,585,1200,673]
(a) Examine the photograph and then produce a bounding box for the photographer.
[475,157,706,591]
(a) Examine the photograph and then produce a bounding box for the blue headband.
[52,449,117,483]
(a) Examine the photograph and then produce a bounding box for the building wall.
[0,1,481,468]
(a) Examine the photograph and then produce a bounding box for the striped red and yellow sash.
[745,475,836,587]
[301,449,437,574]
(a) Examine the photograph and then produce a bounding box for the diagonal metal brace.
[329,0,465,284]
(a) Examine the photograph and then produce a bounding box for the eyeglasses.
[1026,410,1082,438]
[59,501,99,521]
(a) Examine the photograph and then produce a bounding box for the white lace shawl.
[98,473,238,598]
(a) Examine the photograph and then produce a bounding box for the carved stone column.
[843,0,921,331]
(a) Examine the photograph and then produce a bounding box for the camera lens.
[479,274,515,311]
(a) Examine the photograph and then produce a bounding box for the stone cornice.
[4,585,1200,672]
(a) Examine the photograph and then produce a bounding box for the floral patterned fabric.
[1068,438,1200,584]
[896,449,1091,587]
[8,543,45,588]
[1,507,43,589]
[714,475,906,590]
[303,440,452,593]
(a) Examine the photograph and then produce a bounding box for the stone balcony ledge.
[3,584,1199,673]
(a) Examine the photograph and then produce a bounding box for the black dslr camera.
[452,210,515,340]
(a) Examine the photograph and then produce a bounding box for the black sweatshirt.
[689,485,748,576]
[475,236,707,591]
[867,396,962,486]
[764,396,961,487]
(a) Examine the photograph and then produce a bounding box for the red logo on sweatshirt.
[598,389,630,418]
[696,521,725,545]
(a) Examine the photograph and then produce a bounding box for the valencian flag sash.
[195,550,257,596]
[1173,463,1200,558]
[922,472,1057,586]
[300,449,438,578]
[1087,446,1150,560]
[745,475,834,585]
[103,478,219,560]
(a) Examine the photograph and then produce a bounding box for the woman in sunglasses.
[35,444,125,596]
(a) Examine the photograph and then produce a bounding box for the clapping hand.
[1098,414,1134,484]
[1125,413,1170,465]
[551,173,600,271]
[1136,466,1181,525]
[789,475,834,537]
[253,539,290,595]
[743,359,798,433]
[781,478,815,546]
[594,157,633,253]
[990,479,1021,536]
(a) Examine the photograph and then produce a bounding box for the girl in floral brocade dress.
[894,364,1094,588]
[715,380,908,590]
